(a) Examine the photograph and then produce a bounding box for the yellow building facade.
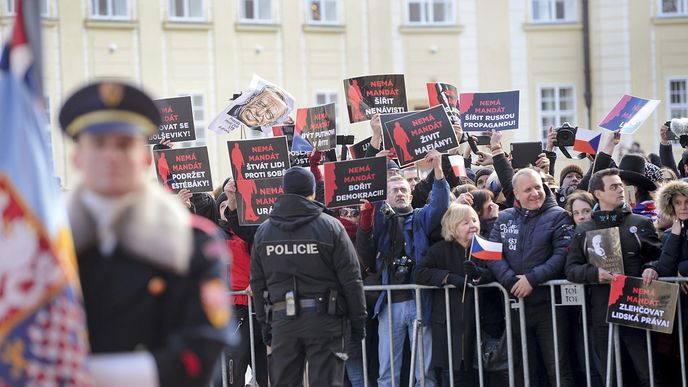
[1,0,687,187]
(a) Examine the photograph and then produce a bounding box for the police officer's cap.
[59,81,160,139]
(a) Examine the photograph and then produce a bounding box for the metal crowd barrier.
[220,278,688,387]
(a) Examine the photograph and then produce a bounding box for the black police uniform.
[250,193,367,387]
[60,81,230,387]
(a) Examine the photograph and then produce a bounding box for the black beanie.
[282,167,315,196]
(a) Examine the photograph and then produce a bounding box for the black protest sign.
[349,137,372,159]
[459,90,520,131]
[585,228,624,274]
[606,275,679,334]
[235,177,283,226]
[148,96,196,144]
[295,103,337,151]
[323,157,387,208]
[227,137,290,180]
[379,112,413,152]
[344,74,407,123]
[427,82,460,124]
[382,105,458,167]
[290,151,310,167]
[153,146,212,193]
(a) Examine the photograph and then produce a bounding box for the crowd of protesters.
[157,117,688,387]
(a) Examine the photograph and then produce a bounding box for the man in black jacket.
[250,166,367,387]
[565,168,663,387]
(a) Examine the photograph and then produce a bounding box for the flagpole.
[461,236,473,303]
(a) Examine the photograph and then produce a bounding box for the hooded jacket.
[250,194,367,338]
[487,186,573,303]
[647,180,688,276]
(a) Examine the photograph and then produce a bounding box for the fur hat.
[559,164,584,186]
[656,180,688,218]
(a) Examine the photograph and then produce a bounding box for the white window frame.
[306,0,339,25]
[529,0,578,23]
[169,0,204,22]
[667,77,688,119]
[537,85,577,140]
[238,0,273,24]
[6,0,14,15]
[405,0,456,26]
[90,0,131,20]
[658,0,688,16]
[179,93,206,147]
[6,0,51,17]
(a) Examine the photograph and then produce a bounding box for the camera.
[669,118,688,148]
[553,122,577,147]
[392,255,414,281]
[380,202,396,218]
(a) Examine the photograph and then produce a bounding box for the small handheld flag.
[471,234,503,261]
[448,155,467,178]
[574,128,601,155]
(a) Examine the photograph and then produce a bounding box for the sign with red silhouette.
[148,96,196,144]
[153,146,213,193]
[427,82,460,124]
[599,95,660,134]
[294,103,337,151]
[343,74,407,123]
[382,105,458,167]
[379,112,414,156]
[235,177,283,226]
[459,90,520,132]
[323,157,387,208]
[606,275,679,334]
[348,137,372,159]
[227,137,290,180]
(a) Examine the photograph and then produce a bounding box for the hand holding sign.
[424,149,444,180]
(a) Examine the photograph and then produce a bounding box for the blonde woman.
[415,204,504,386]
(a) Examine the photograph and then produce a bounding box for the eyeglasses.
[339,208,360,217]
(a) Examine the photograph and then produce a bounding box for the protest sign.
[607,275,679,334]
[382,105,458,167]
[272,124,310,165]
[323,157,387,208]
[379,112,413,159]
[585,228,624,274]
[599,95,661,134]
[349,137,372,159]
[294,103,337,151]
[235,177,283,226]
[209,75,295,134]
[459,90,520,131]
[344,74,407,123]
[148,96,196,144]
[427,82,460,124]
[153,146,213,193]
[227,137,290,180]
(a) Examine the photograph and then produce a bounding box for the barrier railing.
[220,278,688,387]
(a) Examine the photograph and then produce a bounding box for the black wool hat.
[618,154,656,192]
[282,167,315,197]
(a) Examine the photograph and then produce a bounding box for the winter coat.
[250,194,367,338]
[487,187,573,304]
[414,240,502,370]
[647,180,688,276]
[565,206,662,324]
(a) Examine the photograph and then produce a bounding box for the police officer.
[250,166,367,387]
[60,81,230,387]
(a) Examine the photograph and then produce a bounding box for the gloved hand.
[463,261,481,281]
[446,273,465,288]
[350,325,366,343]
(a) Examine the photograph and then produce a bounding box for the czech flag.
[449,154,467,178]
[573,128,601,155]
[470,234,503,261]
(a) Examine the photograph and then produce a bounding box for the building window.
[91,0,129,19]
[239,0,272,23]
[307,0,338,24]
[659,0,688,16]
[539,86,576,140]
[7,0,50,16]
[406,0,455,25]
[6,0,14,15]
[531,0,577,22]
[180,94,206,147]
[169,0,203,20]
[668,79,688,118]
